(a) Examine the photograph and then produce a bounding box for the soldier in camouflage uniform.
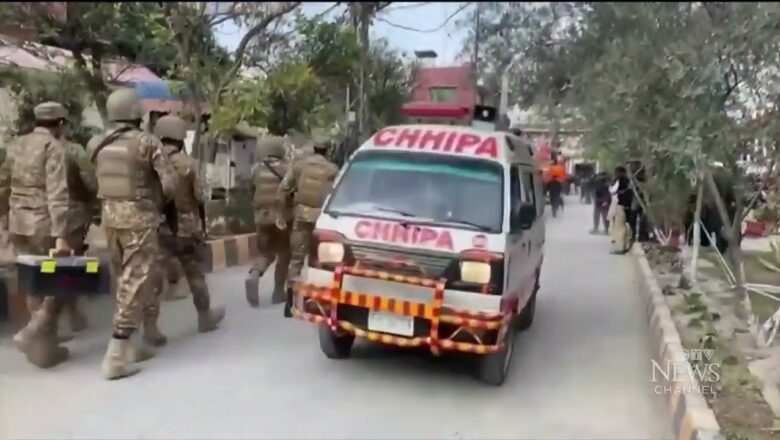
[145,114,187,303]
[61,135,98,332]
[277,134,339,317]
[163,254,186,301]
[88,88,177,380]
[141,115,225,347]
[0,102,72,368]
[245,136,292,307]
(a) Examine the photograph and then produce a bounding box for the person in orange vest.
[549,158,567,184]
[545,154,567,216]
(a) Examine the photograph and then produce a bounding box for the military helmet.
[34,101,67,121]
[311,132,333,152]
[106,88,144,122]
[258,135,286,158]
[154,115,187,141]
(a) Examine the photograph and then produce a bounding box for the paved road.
[0,197,671,439]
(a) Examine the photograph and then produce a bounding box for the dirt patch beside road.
[644,244,777,440]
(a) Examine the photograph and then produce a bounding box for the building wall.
[410,64,476,108]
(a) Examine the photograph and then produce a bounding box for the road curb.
[203,233,258,273]
[632,244,723,440]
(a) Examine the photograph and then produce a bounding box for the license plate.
[367,310,414,337]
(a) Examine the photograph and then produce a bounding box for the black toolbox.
[15,254,107,297]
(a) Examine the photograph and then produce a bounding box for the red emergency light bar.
[400,102,472,119]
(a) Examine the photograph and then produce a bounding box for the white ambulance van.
[292,102,545,385]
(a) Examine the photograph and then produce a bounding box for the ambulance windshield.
[326,151,504,233]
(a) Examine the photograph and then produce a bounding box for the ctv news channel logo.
[651,349,720,397]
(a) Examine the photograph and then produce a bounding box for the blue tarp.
[134,81,174,101]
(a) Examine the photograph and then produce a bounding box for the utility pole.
[473,2,483,105]
[358,4,370,143]
[348,3,369,145]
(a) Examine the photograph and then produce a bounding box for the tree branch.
[224,2,301,85]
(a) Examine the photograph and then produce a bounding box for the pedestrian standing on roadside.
[590,172,611,234]
[609,166,633,254]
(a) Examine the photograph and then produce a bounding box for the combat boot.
[197,306,226,333]
[101,337,140,380]
[127,335,156,363]
[283,287,294,318]
[25,332,69,368]
[143,319,168,347]
[16,311,69,368]
[245,270,261,308]
[14,320,71,349]
[12,324,35,352]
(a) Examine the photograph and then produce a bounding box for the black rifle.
[198,203,207,236]
[164,200,178,235]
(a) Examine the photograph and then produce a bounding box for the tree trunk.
[690,177,704,282]
[704,168,757,335]
[187,81,205,177]
[72,50,108,126]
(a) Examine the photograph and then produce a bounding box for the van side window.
[522,171,536,206]
[510,166,521,217]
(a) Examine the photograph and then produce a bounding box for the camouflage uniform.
[278,137,339,317]
[245,136,292,307]
[0,102,71,368]
[141,115,225,347]
[89,88,177,380]
[61,139,98,332]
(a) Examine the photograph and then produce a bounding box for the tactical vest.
[94,129,156,201]
[253,157,288,210]
[11,132,51,199]
[169,149,199,215]
[294,155,338,209]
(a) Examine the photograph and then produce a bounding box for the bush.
[2,67,94,146]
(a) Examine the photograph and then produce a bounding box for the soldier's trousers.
[167,257,182,284]
[286,221,315,288]
[62,225,90,316]
[105,227,159,339]
[143,233,177,321]
[145,235,212,321]
[11,234,63,335]
[252,223,291,290]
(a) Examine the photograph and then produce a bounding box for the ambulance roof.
[358,124,535,165]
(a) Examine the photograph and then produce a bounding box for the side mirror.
[512,204,536,231]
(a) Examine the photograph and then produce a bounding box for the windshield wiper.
[372,206,417,217]
[436,219,494,232]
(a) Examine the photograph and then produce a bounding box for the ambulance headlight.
[460,261,491,284]
[318,242,345,264]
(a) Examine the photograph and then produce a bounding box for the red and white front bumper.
[292,266,514,355]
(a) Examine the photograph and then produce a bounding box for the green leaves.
[2,66,93,145]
